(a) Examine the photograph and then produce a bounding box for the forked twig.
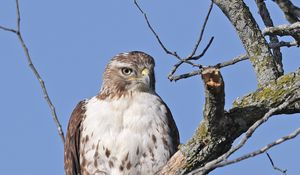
[187,1,214,59]
[134,0,215,80]
[133,0,181,59]
[266,152,288,175]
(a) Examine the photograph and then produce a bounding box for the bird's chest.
[80,95,172,175]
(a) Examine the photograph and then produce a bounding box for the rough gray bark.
[212,0,280,87]
[273,0,300,43]
[273,0,300,23]
[255,0,284,75]
[263,22,300,37]
[158,69,300,175]
[157,1,300,174]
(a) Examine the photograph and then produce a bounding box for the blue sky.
[0,0,299,174]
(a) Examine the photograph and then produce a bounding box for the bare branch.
[255,0,284,75]
[213,0,280,87]
[189,96,300,174]
[133,0,181,59]
[0,25,17,33]
[0,0,65,144]
[167,37,214,80]
[169,69,203,82]
[269,40,299,48]
[263,22,300,37]
[187,1,214,59]
[134,0,215,81]
[169,54,248,81]
[189,127,300,174]
[266,152,288,175]
[169,37,296,81]
[189,36,214,61]
[272,0,300,23]
[214,54,248,68]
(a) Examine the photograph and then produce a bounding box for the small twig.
[189,36,214,60]
[169,54,249,81]
[266,152,288,175]
[167,37,214,79]
[134,0,215,80]
[214,54,248,68]
[169,69,204,82]
[187,1,214,59]
[0,26,17,33]
[133,0,181,60]
[0,0,65,144]
[189,96,299,174]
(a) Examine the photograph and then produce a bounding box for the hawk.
[64,51,179,175]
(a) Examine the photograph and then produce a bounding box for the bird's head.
[99,51,156,99]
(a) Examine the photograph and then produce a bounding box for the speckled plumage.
[64,51,179,175]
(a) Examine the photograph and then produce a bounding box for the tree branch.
[272,0,300,23]
[255,0,284,75]
[159,68,300,174]
[133,0,181,59]
[266,152,288,175]
[213,0,280,87]
[187,1,214,60]
[272,0,300,42]
[269,40,299,48]
[263,22,300,37]
[0,0,65,144]
[134,0,215,81]
[189,95,299,174]
[0,25,17,33]
[189,127,299,174]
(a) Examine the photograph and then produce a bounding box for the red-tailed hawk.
[64,51,179,175]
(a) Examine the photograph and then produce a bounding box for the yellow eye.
[121,67,133,75]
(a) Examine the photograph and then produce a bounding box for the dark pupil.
[123,68,131,74]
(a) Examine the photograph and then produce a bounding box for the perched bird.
[64,51,179,175]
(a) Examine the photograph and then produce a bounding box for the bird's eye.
[121,67,133,75]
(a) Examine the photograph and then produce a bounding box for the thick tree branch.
[0,0,65,144]
[189,96,299,174]
[255,0,284,75]
[272,0,300,42]
[159,68,300,174]
[273,0,300,23]
[213,0,280,87]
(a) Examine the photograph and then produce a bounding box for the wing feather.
[64,100,86,175]
[158,97,180,152]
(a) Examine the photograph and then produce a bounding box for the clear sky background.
[0,0,299,174]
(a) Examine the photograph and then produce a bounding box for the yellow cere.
[142,68,149,76]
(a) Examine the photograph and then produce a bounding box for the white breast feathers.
[80,92,174,175]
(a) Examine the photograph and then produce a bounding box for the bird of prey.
[64,51,179,175]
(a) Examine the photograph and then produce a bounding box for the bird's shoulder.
[64,99,87,175]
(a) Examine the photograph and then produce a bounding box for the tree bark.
[159,67,300,174]
[213,0,280,87]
